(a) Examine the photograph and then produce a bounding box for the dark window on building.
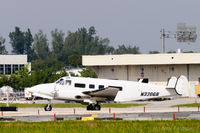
[5,64,11,75]
[19,64,25,69]
[99,85,104,90]
[0,65,4,74]
[75,83,86,88]
[109,86,123,91]
[89,84,95,89]
[12,64,19,73]
[198,77,200,84]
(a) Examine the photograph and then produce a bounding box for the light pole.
[161,29,165,53]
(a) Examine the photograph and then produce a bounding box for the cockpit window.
[56,79,71,86]
[56,79,64,85]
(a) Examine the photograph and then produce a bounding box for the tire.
[94,104,101,111]
[44,104,52,111]
[86,105,90,110]
[87,104,94,111]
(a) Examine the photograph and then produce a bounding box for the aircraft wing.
[82,87,120,100]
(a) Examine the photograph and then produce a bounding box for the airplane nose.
[26,86,37,93]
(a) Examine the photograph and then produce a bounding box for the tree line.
[0,26,195,89]
[0,26,141,70]
[0,26,139,89]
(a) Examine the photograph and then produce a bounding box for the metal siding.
[92,64,189,85]
[0,55,27,64]
[83,53,200,66]
[85,54,200,97]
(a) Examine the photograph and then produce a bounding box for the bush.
[80,67,97,78]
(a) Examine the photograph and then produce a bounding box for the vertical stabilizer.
[167,77,177,88]
[175,75,189,96]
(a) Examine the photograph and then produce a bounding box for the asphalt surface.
[1,111,200,121]
[0,97,200,121]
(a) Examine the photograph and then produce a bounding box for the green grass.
[0,120,199,133]
[172,103,200,107]
[0,103,146,108]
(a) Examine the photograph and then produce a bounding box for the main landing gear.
[87,104,101,111]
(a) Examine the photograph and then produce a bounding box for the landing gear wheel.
[94,104,101,111]
[86,104,101,111]
[44,104,52,111]
[87,104,94,110]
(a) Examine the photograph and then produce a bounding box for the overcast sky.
[1,0,200,53]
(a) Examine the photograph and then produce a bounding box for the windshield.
[56,78,71,86]
[56,79,64,85]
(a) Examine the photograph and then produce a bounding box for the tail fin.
[175,75,189,96]
[167,77,177,88]
[166,75,189,97]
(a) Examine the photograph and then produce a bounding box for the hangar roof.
[82,53,200,66]
[0,55,27,64]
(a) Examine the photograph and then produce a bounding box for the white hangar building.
[0,55,30,75]
[82,53,200,97]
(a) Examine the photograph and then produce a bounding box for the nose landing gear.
[44,104,52,111]
[86,104,101,111]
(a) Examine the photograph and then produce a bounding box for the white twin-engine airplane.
[26,75,189,111]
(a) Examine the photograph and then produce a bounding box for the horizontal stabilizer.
[166,87,180,96]
[166,75,189,96]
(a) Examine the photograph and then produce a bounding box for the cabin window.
[99,85,104,90]
[109,86,123,91]
[89,84,95,89]
[75,83,86,88]
[65,80,71,86]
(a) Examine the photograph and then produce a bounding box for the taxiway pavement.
[0,97,199,121]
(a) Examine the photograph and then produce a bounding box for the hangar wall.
[92,64,198,85]
[83,53,200,97]
[0,55,30,75]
